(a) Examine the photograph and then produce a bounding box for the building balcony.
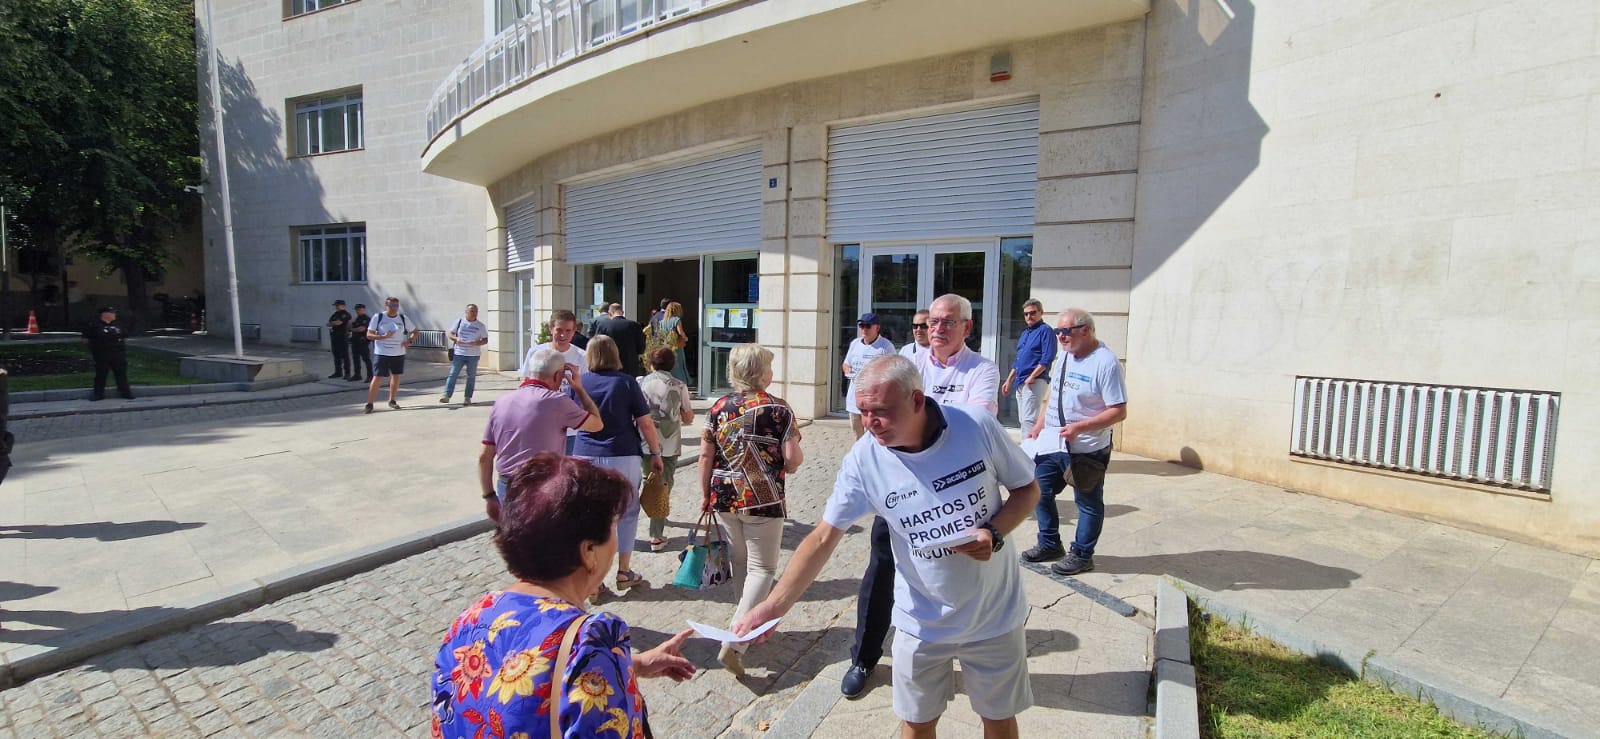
[421,0,1150,186]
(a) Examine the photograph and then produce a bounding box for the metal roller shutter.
[504,197,538,273]
[828,101,1039,243]
[565,148,762,265]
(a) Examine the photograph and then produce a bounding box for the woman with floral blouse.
[432,454,695,738]
[699,344,804,676]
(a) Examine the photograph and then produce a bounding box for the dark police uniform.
[347,307,373,381]
[82,307,133,400]
[327,301,353,378]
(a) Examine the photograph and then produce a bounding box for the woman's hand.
[634,629,696,682]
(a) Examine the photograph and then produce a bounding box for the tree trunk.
[116,257,149,333]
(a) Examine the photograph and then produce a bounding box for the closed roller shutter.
[504,197,538,273]
[565,148,762,265]
[828,101,1038,243]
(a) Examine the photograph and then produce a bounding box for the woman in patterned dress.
[431,454,695,738]
[698,344,804,676]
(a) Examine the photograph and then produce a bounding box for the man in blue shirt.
[1001,299,1055,430]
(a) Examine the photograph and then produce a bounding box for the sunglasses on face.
[1055,325,1087,338]
[1023,310,1041,317]
[911,323,929,330]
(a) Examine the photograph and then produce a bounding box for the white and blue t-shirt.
[1039,341,1126,454]
[822,404,1035,644]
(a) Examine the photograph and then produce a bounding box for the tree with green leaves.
[0,0,199,329]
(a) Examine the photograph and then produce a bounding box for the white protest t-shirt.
[1039,342,1126,454]
[842,336,896,414]
[822,405,1036,644]
[899,342,930,361]
[519,343,586,382]
[369,313,410,357]
[916,344,1000,417]
[450,319,488,357]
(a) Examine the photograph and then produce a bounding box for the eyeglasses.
[911,323,929,330]
[926,318,962,329]
[1055,325,1087,338]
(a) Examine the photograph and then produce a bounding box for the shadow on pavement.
[1109,461,1201,477]
[1093,550,1358,592]
[0,581,59,601]
[79,618,339,673]
[0,520,204,541]
[1029,671,1150,715]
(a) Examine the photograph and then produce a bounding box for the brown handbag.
[640,471,670,520]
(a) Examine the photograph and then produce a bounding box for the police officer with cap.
[347,303,373,381]
[327,300,353,379]
[82,306,133,401]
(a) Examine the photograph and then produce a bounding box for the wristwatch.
[980,523,1005,552]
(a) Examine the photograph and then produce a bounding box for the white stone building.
[200,0,1600,555]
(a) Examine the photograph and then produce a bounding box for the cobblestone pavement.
[0,420,1152,737]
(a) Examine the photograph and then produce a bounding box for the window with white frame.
[291,91,363,156]
[297,225,366,283]
[287,0,356,18]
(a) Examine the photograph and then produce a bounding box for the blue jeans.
[443,354,479,398]
[1033,449,1110,557]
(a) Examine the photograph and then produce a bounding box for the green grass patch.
[1191,602,1499,739]
[0,342,215,391]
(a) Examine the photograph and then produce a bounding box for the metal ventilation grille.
[413,330,449,349]
[289,325,321,344]
[1291,377,1559,493]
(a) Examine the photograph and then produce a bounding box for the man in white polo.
[735,355,1040,739]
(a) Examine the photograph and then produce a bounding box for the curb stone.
[761,659,849,738]
[0,515,495,690]
[1152,579,1199,739]
[1171,578,1590,739]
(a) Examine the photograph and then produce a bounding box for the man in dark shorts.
[364,297,417,413]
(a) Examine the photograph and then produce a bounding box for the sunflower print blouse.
[432,592,646,739]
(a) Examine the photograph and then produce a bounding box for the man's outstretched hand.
[731,601,784,646]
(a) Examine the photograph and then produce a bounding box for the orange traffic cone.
[25,310,39,334]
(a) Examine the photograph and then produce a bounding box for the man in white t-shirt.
[1022,308,1127,575]
[915,294,999,415]
[519,309,588,452]
[735,356,1041,738]
[440,304,489,406]
[843,294,1001,699]
[841,311,896,438]
[897,309,931,362]
[364,296,419,414]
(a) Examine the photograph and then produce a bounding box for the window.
[297,225,366,283]
[291,91,363,156]
[287,0,356,18]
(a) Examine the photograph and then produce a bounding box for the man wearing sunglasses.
[897,309,932,361]
[1001,299,1055,431]
[1022,308,1127,574]
[842,312,896,439]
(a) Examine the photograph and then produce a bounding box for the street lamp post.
[203,0,244,358]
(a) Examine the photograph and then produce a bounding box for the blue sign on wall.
[748,273,759,303]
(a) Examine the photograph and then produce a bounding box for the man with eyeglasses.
[840,294,1000,700]
[1001,299,1055,432]
[897,309,932,361]
[364,297,419,414]
[842,312,896,439]
[1022,308,1127,574]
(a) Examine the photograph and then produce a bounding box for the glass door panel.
[867,252,920,348]
[701,252,758,395]
[931,250,986,355]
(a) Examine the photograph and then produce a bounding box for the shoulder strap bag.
[549,612,594,739]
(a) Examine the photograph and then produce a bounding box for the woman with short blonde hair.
[699,343,804,676]
[585,333,623,372]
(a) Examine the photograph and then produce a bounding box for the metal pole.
[1,196,10,339]
[204,0,244,358]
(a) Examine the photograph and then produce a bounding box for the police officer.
[327,300,353,379]
[347,303,373,382]
[82,306,133,401]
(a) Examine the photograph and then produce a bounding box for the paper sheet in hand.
[686,618,781,643]
[913,530,979,552]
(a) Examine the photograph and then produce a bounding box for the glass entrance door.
[859,243,999,359]
[700,252,759,394]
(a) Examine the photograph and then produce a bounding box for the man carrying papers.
[732,355,1041,739]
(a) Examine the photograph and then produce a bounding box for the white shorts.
[891,627,1032,724]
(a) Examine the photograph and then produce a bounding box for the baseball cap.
[99,306,119,313]
[857,312,879,325]
[332,299,346,306]
[354,303,366,309]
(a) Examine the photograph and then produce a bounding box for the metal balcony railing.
[425,0,742,146]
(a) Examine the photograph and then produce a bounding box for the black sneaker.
[327,372,343,379]
[349,375,365,382]
[1021,545,1066,563]
[841,663,873,699]
[363,403,374,414]
[388,400,401,410]
[1051,553,1095,576]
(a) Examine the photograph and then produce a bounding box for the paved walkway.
[0,420,1153,738]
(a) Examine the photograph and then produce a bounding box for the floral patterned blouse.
[432,592,646,739]
[704,391,796,518]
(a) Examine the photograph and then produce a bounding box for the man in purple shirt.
[479,348,604,521]
[1001,298,1055,431]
